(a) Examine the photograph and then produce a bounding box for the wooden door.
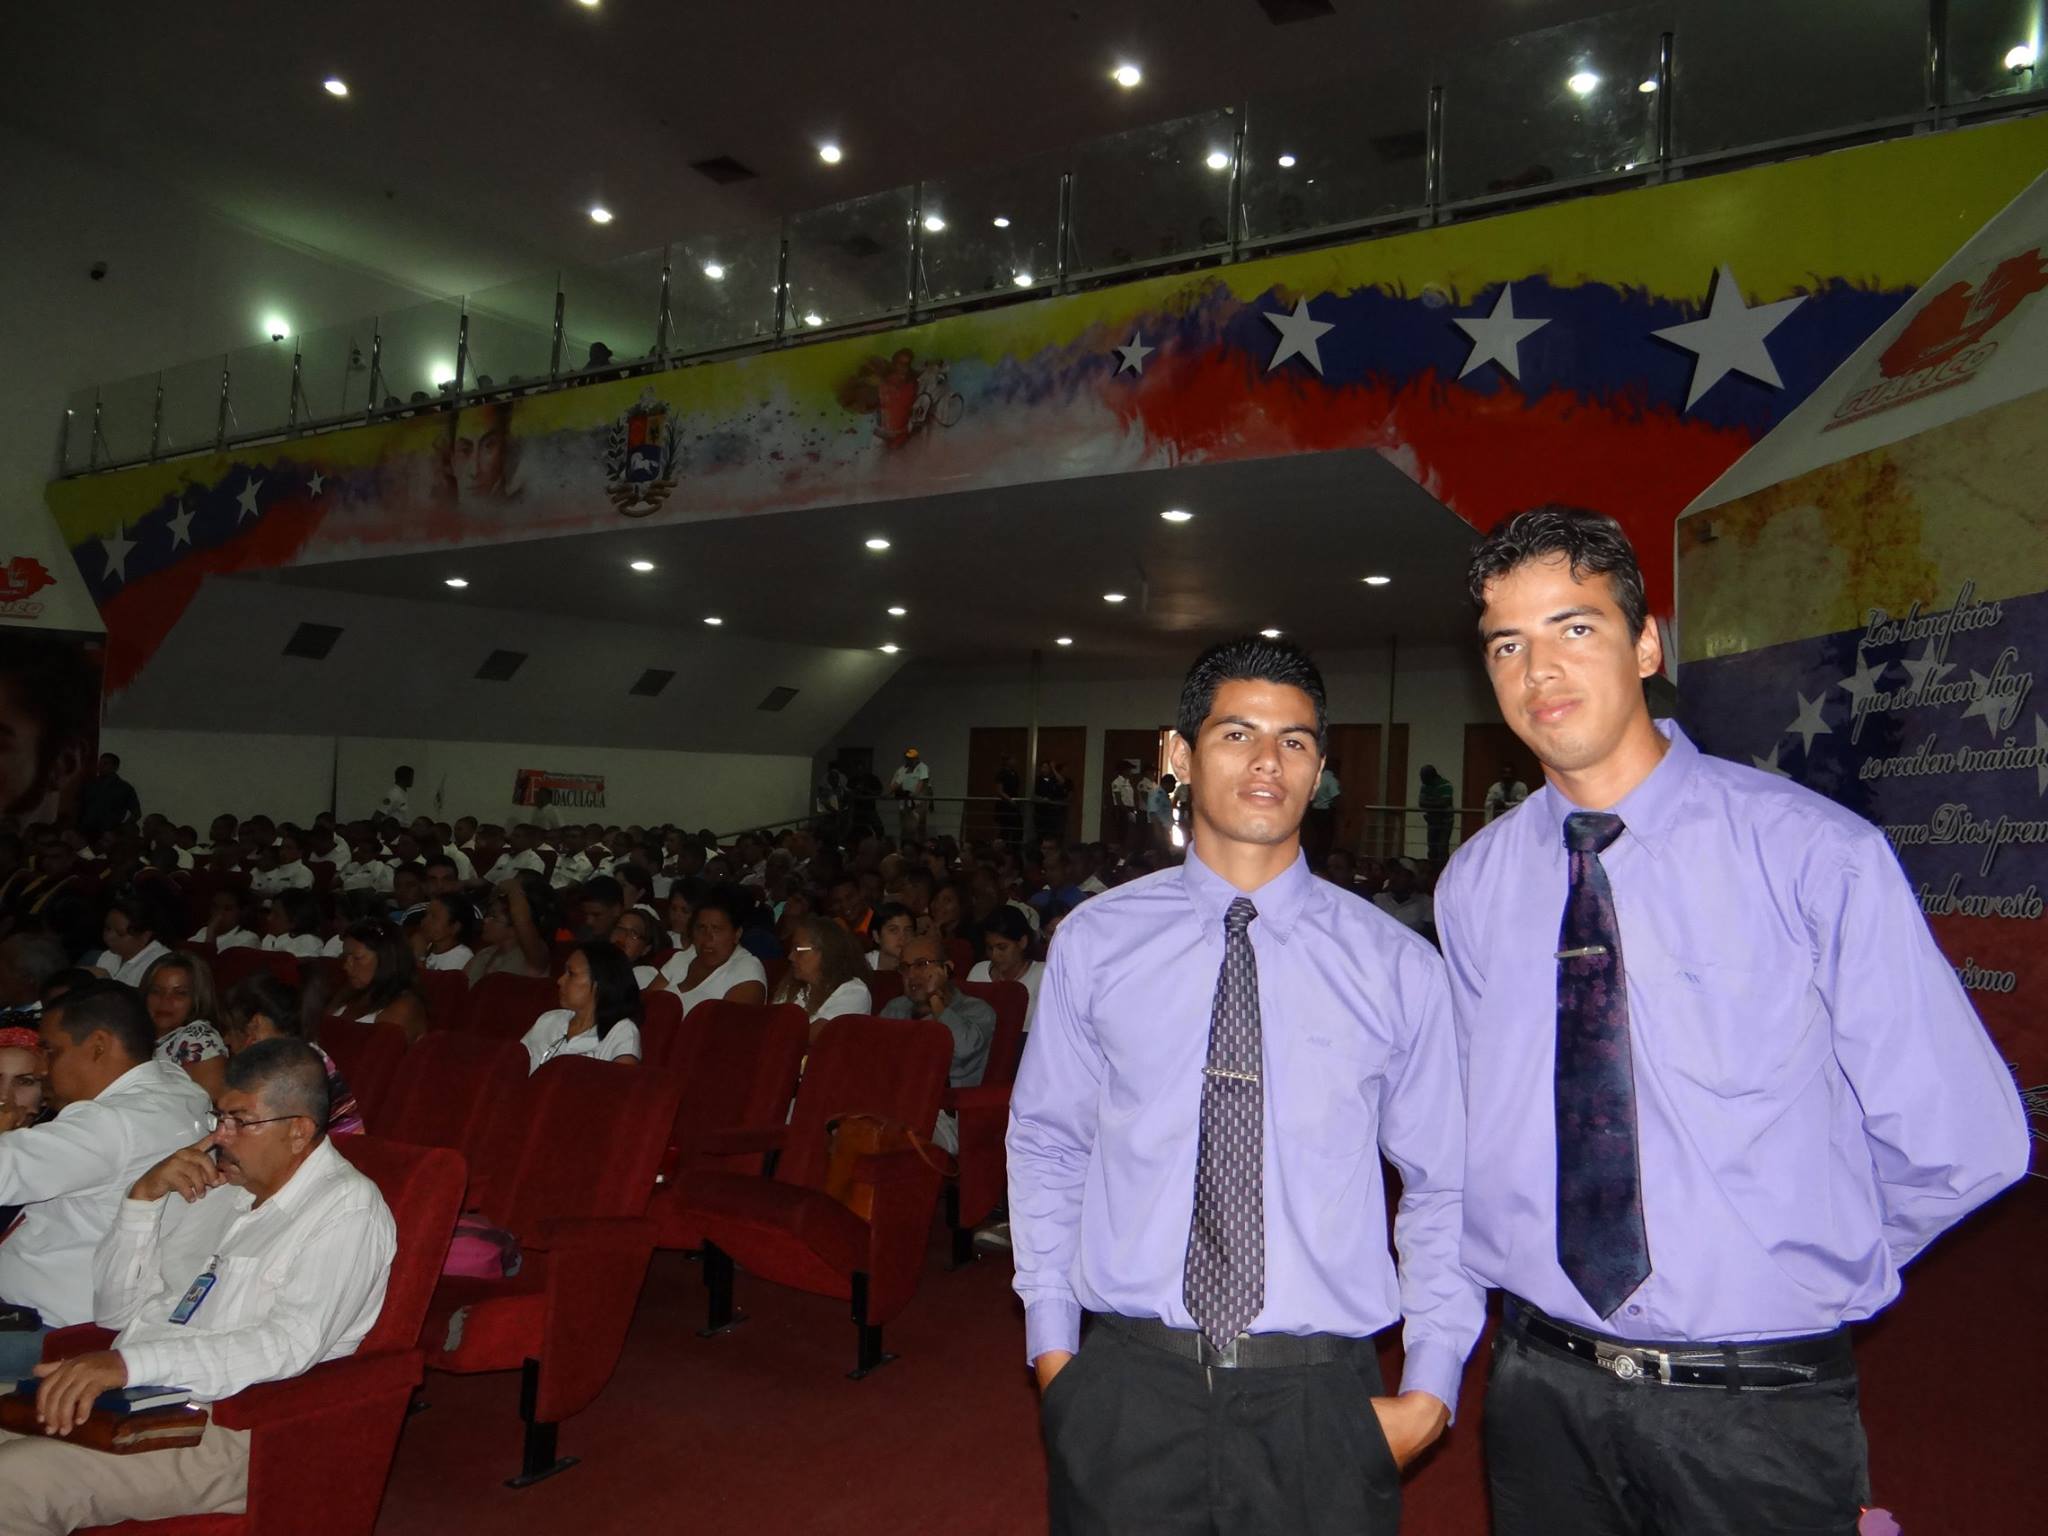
[1036,725,1088,846]
[1319,724,1379,863]
[1100,727,1165,851]
[1460,723,1544,843]
[967,725,1087,846]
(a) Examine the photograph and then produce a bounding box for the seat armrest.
[210,1348,423,1431]
[944,1082,1012,1114]
[690,1125,788,1158]
[39,1324,118,1363]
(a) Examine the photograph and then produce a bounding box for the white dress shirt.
[808,977,873,1022]
[191,926,261,953]
[424,944,474,972]
[967,959,1045,1028]
[519,1010,643,1073]
[446,847,477,882]
[97,1136,395,1402]
[261,932,327,958]
[250,861,314,895]
[0,1061,211,1326]
[377,786,411,820]
[108,939,172,988]
[338,859,394,894]
[550,849,595,890]
[1373,889,1435,934]
[658,948,767,1014]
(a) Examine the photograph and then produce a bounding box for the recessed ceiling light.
[1277,153,1297,168]
[703,615,723,626]
[802,311,825,327]
[629,559,655,572]
[702,262,725,280]
[1260,627,1282,639]
[1112,63,1142,88]
[2007,43,2038,70]
[575,0,601,8]
[1055,636,1074,646]
[322,77,349,97]
[879,643,900,654]
[818,142,843,164]
[1205,150,1230,171]
[1102,592,1126,604]
[886,605,907,616]
[1013,272,1035,287]
[864,536,891,551]
[1362,574,1392,586]
[922,214,946,233]
[427,359,457,386]
[262,314,291,341]
[588,205,614,225]
[992,215,1011,228]
[444,577,468,589]
[1160,508,1193,523]
[1566,70,1600,96]
[1637,77,1659,93]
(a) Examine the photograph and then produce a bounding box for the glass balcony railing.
[52,0,2046,475]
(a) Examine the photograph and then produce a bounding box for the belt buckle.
[1594,1341,1668,1384]
[1202,1333,1244,1369]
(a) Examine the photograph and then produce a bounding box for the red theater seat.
[420,1057,681,1485]
[461,971,560,1044]
[867,969,906,1009]
[636,987,683,1063]
[49,1135,465,1536]
[415,967,470,1031]
[945,977,1030,1266]
[210,947,299,992]
[376,1033,529,1195]
[315,1019,409,1128]
[678,1014,952,1378]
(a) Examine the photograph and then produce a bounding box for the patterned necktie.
[1184,896,1264,1353]
[1555,811,1651,1320]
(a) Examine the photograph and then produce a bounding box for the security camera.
[89,261,108,281]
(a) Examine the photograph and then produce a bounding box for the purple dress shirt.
[1007,845,1484,1415]
[1436,720,2028,1342]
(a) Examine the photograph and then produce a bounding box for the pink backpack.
[441,1214,523,1278]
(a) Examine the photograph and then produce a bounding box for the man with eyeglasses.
[0,980,209,1380]
[879,932,994,1153]
[1,1037,396,1532]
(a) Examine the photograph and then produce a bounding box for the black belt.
[1503,1298,1854,1391]
[1090,1313,1372,1370]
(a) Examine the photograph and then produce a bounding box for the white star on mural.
[1785,690,1832,756]
[1113,334,1154,376]
[1749,742,1794,778]
[307,470,326,496]
[1652,265,1806,410]
[1263,297,1334,376]
[100,526,136,585]
[165,502,196,550]
[235,475,263,521]
[1834,650,1891,712]
[1453,282,1550,381]
[1896,641,1955,696]
[1958,671,2011,740]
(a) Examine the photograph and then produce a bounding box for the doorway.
[966,725,1087,846]
[1100,726,1168,855]
[1460,723,1544,844]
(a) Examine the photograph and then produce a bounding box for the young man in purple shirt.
[1439,508,2027,1533]
[1008,637,1482,1535]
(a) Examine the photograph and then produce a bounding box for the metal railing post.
[1226,105,1248,257]
[773,224,791,339]
[287,344,305,430]
[655,245,673,359]
[454,309,471,395]
[1055,170,1074,292]
[213,359,230,450]
[549,280,565,381]
[56,407,73,475]
[1655,32,1674,175]
[149,378,165,461]
[1924,0,1949,122]
[906,184,924,320]
[88,390,106,469]
[1424,84,1445,223]
[365,330,385,418]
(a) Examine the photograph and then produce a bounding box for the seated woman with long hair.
[965,902,1045,1030]
[219,973,364,1135]
[139,950,230,1098]
[415,892,477,972]
[324,919,428,1042]
[259,888,327,958]
[773,914,873,1041]
[654,889,767,1013]
[521,940,644,1072]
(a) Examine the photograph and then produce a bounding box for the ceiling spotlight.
[802,311,825,327]
[1055,636,1074,647]
[1362,574,1392,586]
[703,615,723,626]
[427,359,457,386]
[443,577,468,589]
[1013,272,1035,287]
[575,0,601,8]
[1160,508,1193,523]
[864,536,891,551]
[1102,592,1126,604]
[702,262,725,280]
[818,142,843,164]
[886,605,907,616]
[991,215,1011,228]
[879,643,901,654]
[629,559,655,572]
[322,77,349,97]
[1260,628,1282,639]
[922,214,946,233]
[1637,77,1659,93]
[1205,150,1231,171]
[1277,153,1297,168]
[588,205,614,225]
[1566,70,1600,96]
[1111,63,1142,88]
[262,314,291,341]
[2007,43,2038,71]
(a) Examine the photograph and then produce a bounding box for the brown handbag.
[822,1113,957,1221]
[0,1391,208,1454]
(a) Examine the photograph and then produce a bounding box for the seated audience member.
[337,834,394,893]
[925,878,968,945]
[1320,846,1363,895]
[732,885,783,961]
[1,932,69,1025]
[1371,857,1435,939]
[189,887,260,952]
[662,885,694,951]
[248,833,314,895]
[879,932,994,1154]
[521,941,644,1072]
[0,1025,45,1125]
[610,907,662,989]
[773,915,873,1040]
[0,1040,396,1532]
[612,863,654,915]
[324,921,428,1042]
[421,853,464,897]
[470,825,511,883]
[219,974,363,1136]
[416,892,476,972]
[465,873,555,984]
[140,952,231,1100]
[548,827,595,891]
[655,891,767,1010]
[93,886,173,986]
[260,888,328,958]
[497,825,547,881]
[965,904,1045,1029]
[0,982,211,1375]
[888,866,936,925]
[578,875,627,942]
[389,862,428,924]
[865,901,916,972]
[827,876,872,941]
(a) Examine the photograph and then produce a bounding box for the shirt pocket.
[1627,938,1823,1098]
[1275,1033,1385,1157]
[185,1254,272,1332]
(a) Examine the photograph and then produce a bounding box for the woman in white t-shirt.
[964,904,1043,1030]
[190,887,261,953]
[140,951,231,1100]
[772,914,873,1042]
[611,907,663,990]
[655,892,767,1015]
[522,941,644,1073]
[416,892,476,973]
[259,889,328,959]
[864,902,916,974]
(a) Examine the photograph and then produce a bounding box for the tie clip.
[1555,945,1609,960]
[1203,1067,1261,1084]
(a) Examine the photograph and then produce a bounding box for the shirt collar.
[1532,717,1697,858]
[1180,841,1312,941]
[242,1135,345,1218]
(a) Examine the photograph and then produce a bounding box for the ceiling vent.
[1255,0,1335,22]
[282,622,343,660]
[474,649,528,681]
[690,155,759,185]
[630,668,676,698]
[757,686,799,712]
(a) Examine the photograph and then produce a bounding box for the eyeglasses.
[790,945,818,955]
[206,1109,297,1136]
[902,957,947,972]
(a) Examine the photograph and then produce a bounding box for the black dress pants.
[1042,1322,1401,1536]
[1486,1329,1871,1536]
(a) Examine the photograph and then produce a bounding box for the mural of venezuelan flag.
[45,114,2048,696]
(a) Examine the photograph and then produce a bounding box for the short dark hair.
[45,978,155,1063]
[223,973,305,1040]
[104,884,171,941]
[1465,505,1650,640]
[228,1038,330,1139]
[1176,636,1328,750]
[572,939,645,1039]
[582,875,624,907]
[981,903,1033,946]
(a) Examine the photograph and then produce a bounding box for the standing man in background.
[378,765,414,822]
[78,754,142,842]
[1009,636,1480,1535]
[1416,765,1453,870]
[1303,757,1341,868]
[1482,764,1529,822]
[1438,507,2027,1533]
[889,748,930,842]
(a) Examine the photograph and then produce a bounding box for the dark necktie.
[1184,896,1264,1353]
[1556,811,1651,1320]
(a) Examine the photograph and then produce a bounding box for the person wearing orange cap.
[889,747,931,843]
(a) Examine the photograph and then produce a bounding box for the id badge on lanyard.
[168,1255,221,1326]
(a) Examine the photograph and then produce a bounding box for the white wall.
[101,726,813,834]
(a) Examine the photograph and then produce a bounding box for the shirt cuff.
[1024,1298,1082,1366]
[1394,1337,1466,1424]
[114,1342,167,1390]
[116,1198,164,1231]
